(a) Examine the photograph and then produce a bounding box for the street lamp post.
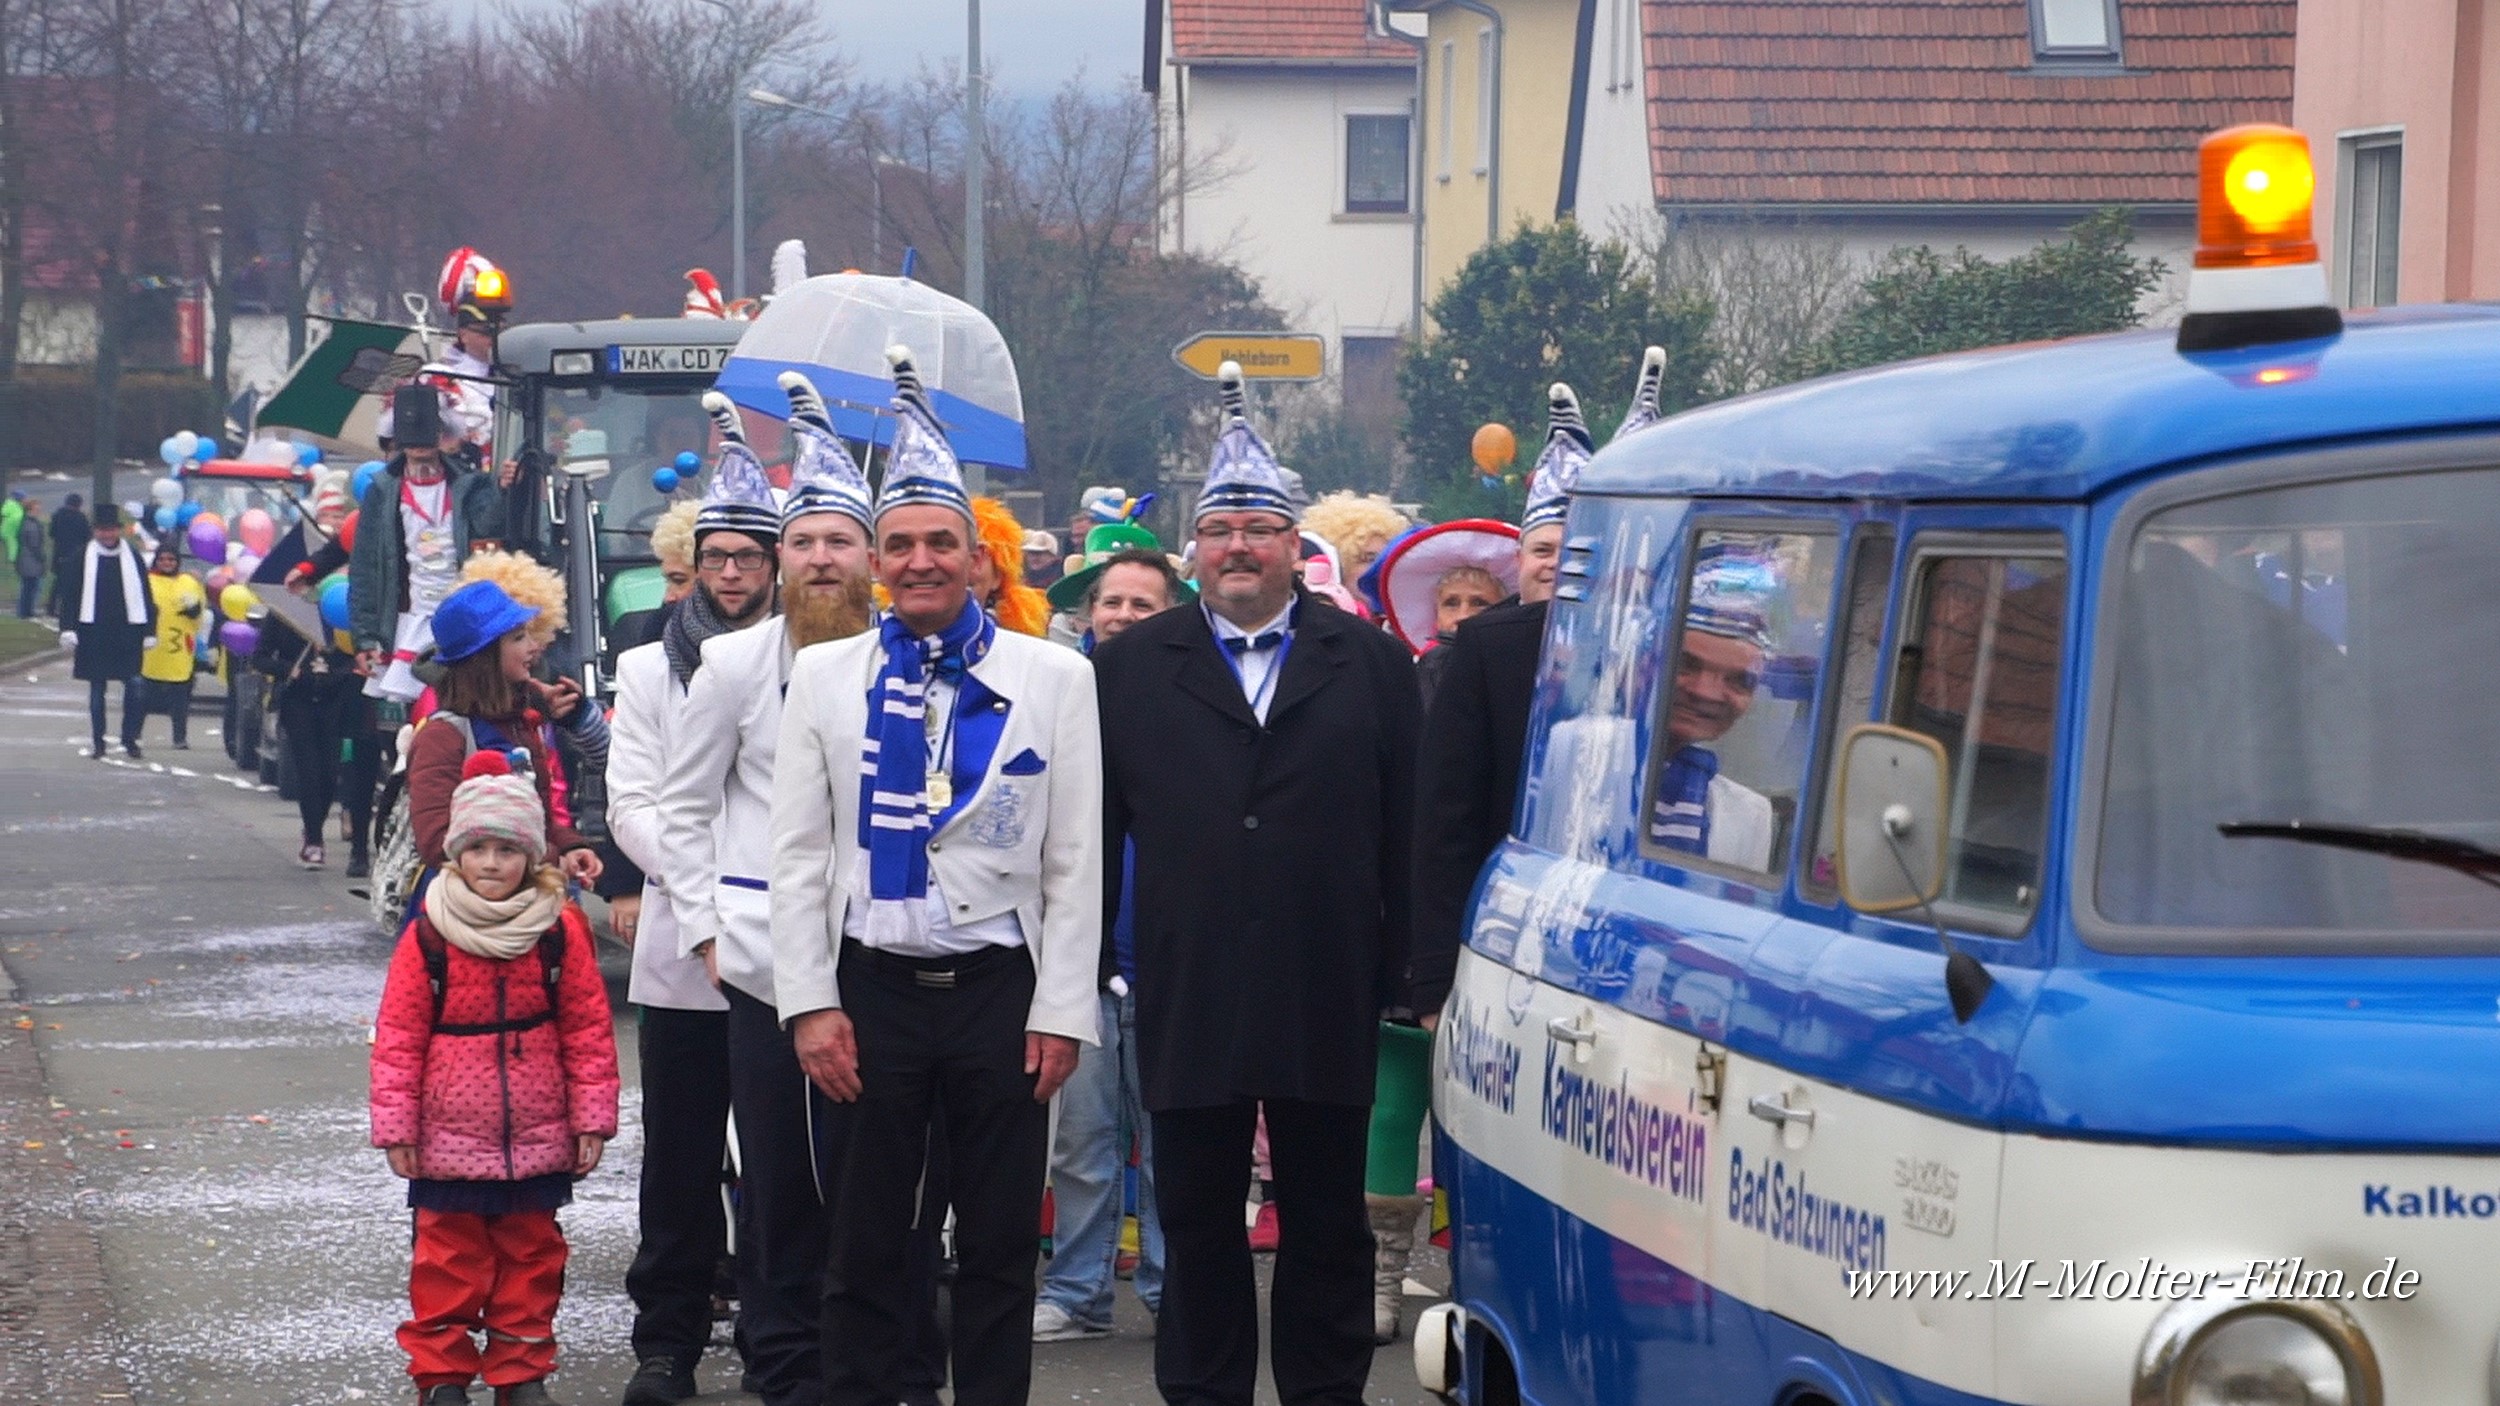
[964,0,983,310]
[695,0,748,301]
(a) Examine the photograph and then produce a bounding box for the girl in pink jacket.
[370,749,619,1406]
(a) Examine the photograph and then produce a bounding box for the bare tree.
[1625,206,1859,398]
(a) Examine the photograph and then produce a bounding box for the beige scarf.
[424,869,564,960]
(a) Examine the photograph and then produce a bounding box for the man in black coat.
[1095,364,1420,1406]
[63,504,157,758]
[47,492,89,620]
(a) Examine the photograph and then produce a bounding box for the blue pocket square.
[1001,748,1048,776]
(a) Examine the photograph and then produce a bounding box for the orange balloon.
[1471,422,1517,472]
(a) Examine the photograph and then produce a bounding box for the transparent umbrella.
[713,272,1027,470]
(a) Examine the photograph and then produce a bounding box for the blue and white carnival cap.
[1685,537,1775,650]
[1520,382,1594,535]
[776,370,872,530]
[1194,361,1299,526]
[872,345,974,529]
[696,391,781,546]
[1611,346,1669,443]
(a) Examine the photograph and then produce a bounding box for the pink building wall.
[2294,0,2500,302]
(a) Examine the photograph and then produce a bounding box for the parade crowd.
[26,263,1686,1406]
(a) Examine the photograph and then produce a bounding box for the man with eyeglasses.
[606,417,780,1406]
[1648,549,1777,871]
[1093,363,1421,1406]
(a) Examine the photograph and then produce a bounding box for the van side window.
[1804,529,1895,899]
[1641,527,1838,878]
[1888,545,2068,928]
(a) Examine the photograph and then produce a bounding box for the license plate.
[606,343,734,375]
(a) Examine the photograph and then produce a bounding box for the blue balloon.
[295,443,321,467]
[318,575,352,632]
[176,501,203,527]
[652,467,680,494]
[352,459,385,503]
[159,436,183,467]
[154,505,177,531]
[673,451,701,473]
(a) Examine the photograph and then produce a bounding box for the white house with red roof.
[1569,0,2300,318]
[1144,0,1422,446]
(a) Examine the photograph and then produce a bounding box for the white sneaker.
[1032,1301,1111,1343]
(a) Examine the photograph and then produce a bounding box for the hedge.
[0,368,220,468]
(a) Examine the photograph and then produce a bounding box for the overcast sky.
[825,0,1141,95]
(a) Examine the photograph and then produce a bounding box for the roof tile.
[1170,0,1415,65]
[1646,0,2294,205]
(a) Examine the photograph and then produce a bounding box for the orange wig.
[970,496,1052,637]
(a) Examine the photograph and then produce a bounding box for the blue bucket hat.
[432,580,538,664]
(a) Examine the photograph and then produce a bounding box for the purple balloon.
[187,518,227,564]
[217,621,258,657]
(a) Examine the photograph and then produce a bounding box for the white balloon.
[170,430,199,459]
[150,476,183,507]
[226,541,245,565]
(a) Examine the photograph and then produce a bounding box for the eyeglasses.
[1197,524,1288,548]
[697,548,772,572]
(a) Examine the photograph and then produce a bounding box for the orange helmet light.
[2195,124,2318,269]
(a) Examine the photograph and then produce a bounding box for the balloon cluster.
[157,430,218,469]
[652,449,701,495]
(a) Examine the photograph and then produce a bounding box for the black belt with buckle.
[841,937,1022,990]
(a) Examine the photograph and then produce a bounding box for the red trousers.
[400,1207,569,1388]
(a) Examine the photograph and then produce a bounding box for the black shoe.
[88,741,107,759]
[346,848,371,879]
[620,1357,694,1406]
[122,741,141,760]
[418,1387,473,1406]
[496,1381,563,1406]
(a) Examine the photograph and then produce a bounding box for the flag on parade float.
[253,317,431,457]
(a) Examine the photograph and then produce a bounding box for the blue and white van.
[1418,125,2499,1406]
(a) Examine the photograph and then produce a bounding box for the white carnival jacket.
[656,621,792,1009]
[608,641,728,1012]
[769,625,1104,1046]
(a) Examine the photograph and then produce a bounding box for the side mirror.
[1835,723,1951,914]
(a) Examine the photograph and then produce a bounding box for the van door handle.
[1747,1093,1816,1129]
[1546,1013,1596,1048]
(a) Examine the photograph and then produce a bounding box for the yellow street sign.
[1172,331,1326,382]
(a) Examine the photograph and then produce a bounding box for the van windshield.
[2094,465,2500,935]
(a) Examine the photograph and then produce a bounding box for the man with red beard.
[653,384,917,1406]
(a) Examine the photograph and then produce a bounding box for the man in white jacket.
[606,492,772,1406]
[772,349,1101,1406]
[653,385,892,1406]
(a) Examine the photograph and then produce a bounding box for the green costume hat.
[1045,520,1195,613]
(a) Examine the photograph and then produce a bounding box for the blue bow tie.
[1222,630,1285,655]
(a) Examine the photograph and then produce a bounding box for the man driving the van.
[1648,568,1778,870]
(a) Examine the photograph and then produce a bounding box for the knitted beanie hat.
[444,750,546,864]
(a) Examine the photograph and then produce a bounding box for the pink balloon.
[204,566,233,594]
[237,507,277,557]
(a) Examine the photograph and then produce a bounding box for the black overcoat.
[1408,598,1546,1015]
[69,544,157,682]
[1095,590,1422,1112]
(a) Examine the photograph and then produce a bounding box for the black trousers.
[127,678,191,746]
[725,982,830,1406]
[823,940,1046,1406]
[626,1003,735,1372]
[279,674,374,850]
[1152,1098,1375,1406]
[86,677,138,749]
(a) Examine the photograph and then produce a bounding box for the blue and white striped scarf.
[1647,745,1718,856]
[859,599,994,946]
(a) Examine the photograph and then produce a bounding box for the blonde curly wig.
[648,500,700,570]
[1299,492,1410,577]
[459,547,568,645]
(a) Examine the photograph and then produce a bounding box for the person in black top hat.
[349,381,507,704]
[63,504,157,758]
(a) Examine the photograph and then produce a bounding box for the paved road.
[0,649,1446,1405]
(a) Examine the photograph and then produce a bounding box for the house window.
[1436,40,1454,183]
[2339,131,2403,308]
[1345,114,1411,215]
[1474,26,1495,176]
[2031,0,2120,61]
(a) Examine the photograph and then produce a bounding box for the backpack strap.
[412,918,452,1029]
[410,910,568,1038]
